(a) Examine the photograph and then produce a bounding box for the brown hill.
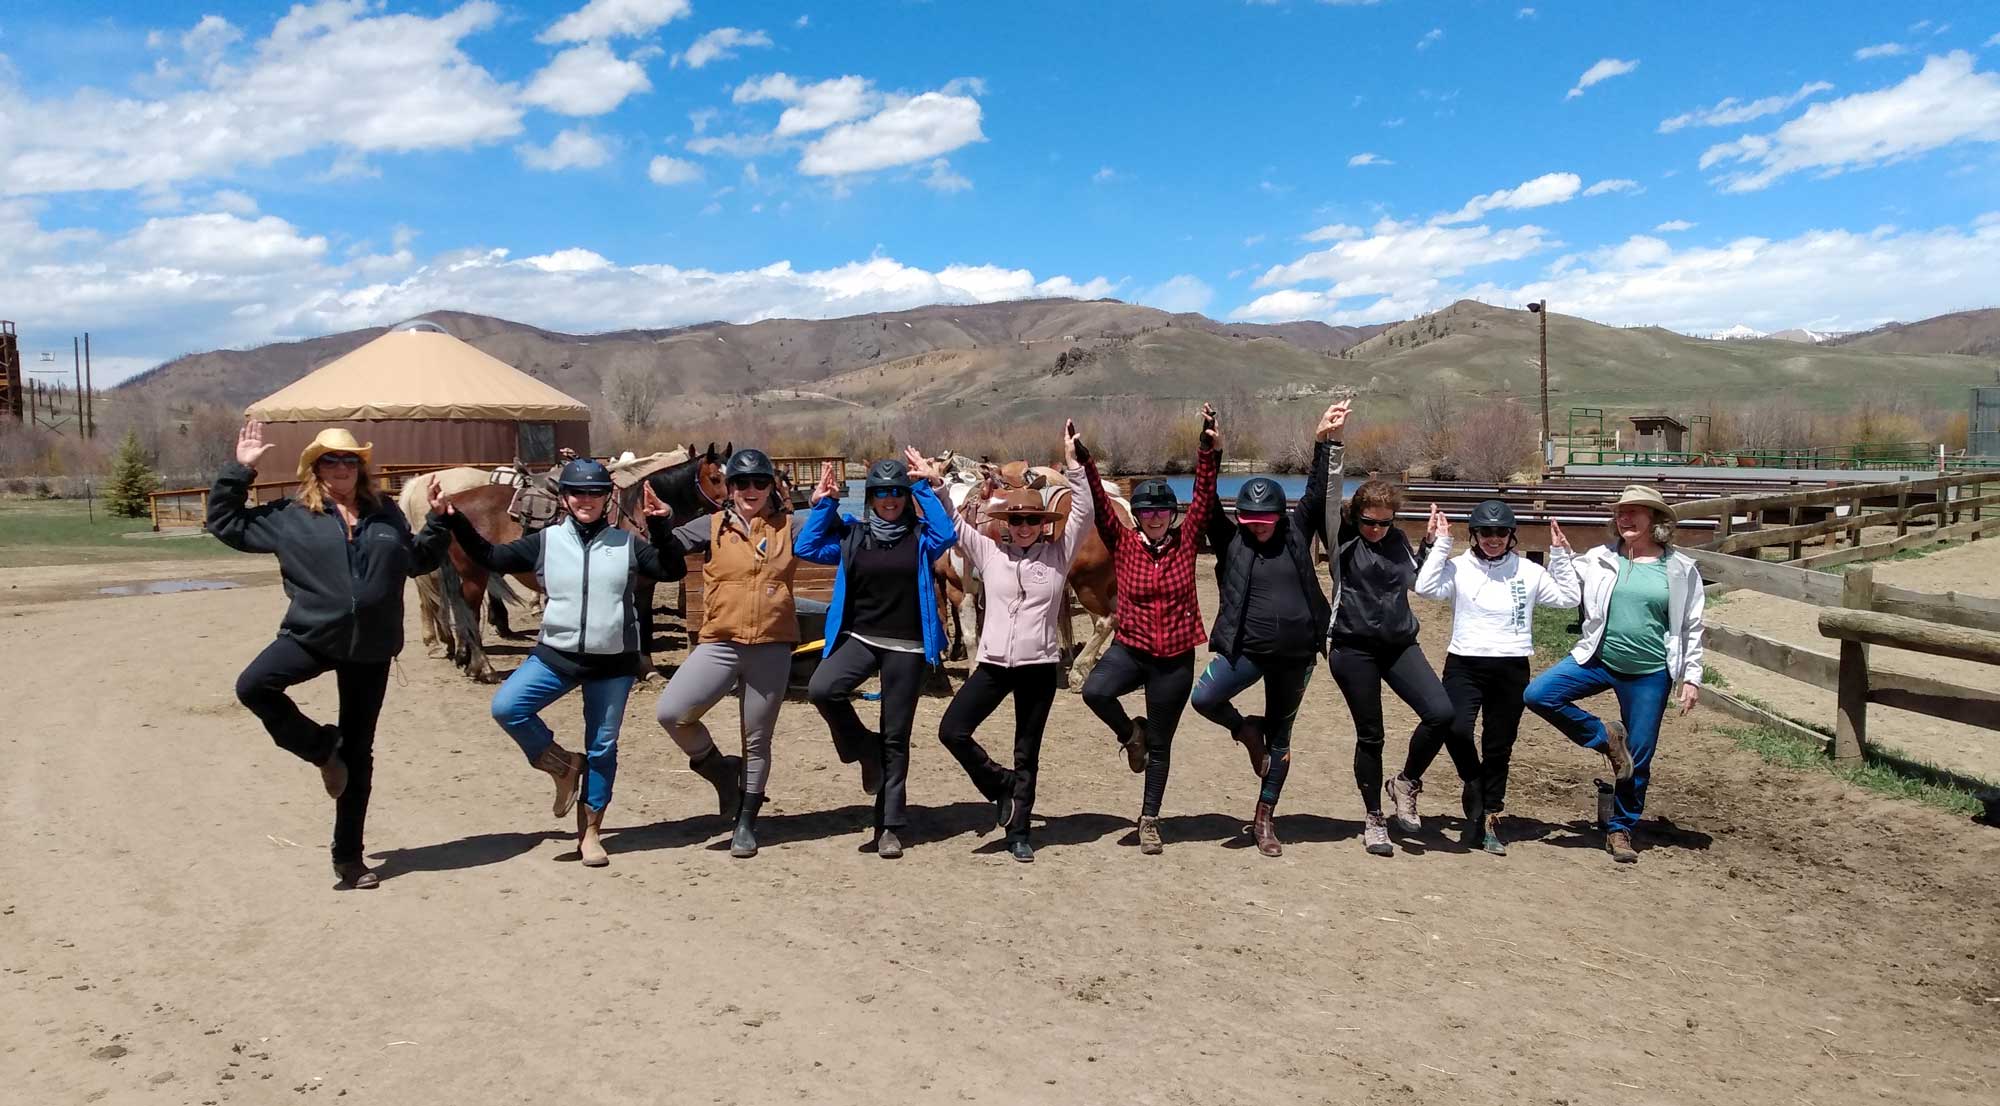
[1831,308,2000,358]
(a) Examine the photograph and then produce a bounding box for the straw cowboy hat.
[297,428,374,479]
[989,487,1062,522]
[1608,484,1675,520]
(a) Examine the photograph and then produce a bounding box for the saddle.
[489,463,563,531]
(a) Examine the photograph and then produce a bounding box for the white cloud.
[647,155,703,185]
[1987,33,2000,48]
[519,128,614,170]
[795,15,811,29]
[1700,52,2000,192]
[1302,223,1365,242]
[1138,274,1215,314]
[1582,178,1640,196]
[922,159,971,192]
[675,27,773,69]
[1566,57,1639,100]
[1417,28,1442,51]
[1092,166,1120,184]
[0,3,520,196]
[1658,81,1835,132]
[1250,218,1553,295]
[734,73,880,136]
[523,248,614,273]
[126,212,328,271]
[1517,7,1536,17]
[208,190,259,216]
[539,0,691,43]
[798,92,985,176]
[522,42,652,116]
[1347,152,1393,167]
[1855,43,1908,60]
[1654,219,1696,232]
[1434,172,1580,224]
[1382,116,1405,127]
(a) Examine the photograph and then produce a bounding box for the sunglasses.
[1472,527,1511,539]
[1136,507,1174,518]
[871,487,909,499]
[1237,511,1279,525]
[730,477,775,491]
[1357,515,1395,529]
[1006,516,1046,526]
[318,454,362,468]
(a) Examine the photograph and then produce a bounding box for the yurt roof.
[245,328,591,422]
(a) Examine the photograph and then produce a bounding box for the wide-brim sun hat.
[990,488,1061,522]
[1608,484,1675,520]
[297,428,374,479]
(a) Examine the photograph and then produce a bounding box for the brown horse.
[425,483,544,683]
[609,443,729,661]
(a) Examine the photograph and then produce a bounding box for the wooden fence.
[1675,469,2000,568]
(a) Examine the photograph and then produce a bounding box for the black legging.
[808,634,928,830]
[1433,653,1530,816]
[1328,641,1457,814]
[1081,643,1196,818]
[938,662,1060,843]
[235,635,390,865]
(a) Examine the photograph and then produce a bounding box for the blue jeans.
[491,654,636,811]
[1191,652,1314,806]
[1523,657,1670,833]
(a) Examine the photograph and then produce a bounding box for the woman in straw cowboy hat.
[1524,485,1706,864]
[209,421,449,890]
[936,421,1092,863]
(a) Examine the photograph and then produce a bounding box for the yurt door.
[517,422,556,463]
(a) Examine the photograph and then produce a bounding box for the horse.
[608,443,729,664]
[398,467,544,671]
[399,480,546,683]
[931,452,1127,689]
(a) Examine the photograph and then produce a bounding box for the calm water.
[831,473,1363,515]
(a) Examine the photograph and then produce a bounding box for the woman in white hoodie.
[1409,499,1579,855]
[1524,486,1705,865]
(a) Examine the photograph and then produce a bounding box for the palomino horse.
[399,480,545,682]
[932,453,1127,689]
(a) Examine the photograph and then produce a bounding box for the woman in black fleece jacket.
[208,422,449,890]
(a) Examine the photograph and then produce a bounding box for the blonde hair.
[298,463,379,514]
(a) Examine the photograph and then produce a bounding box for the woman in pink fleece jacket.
[938,421,1094,862]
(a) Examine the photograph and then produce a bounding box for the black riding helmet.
[556,457,613,492]
[723,448,776,483]
[1130,479,1177,512]
[1467,499,1517,530]
[865,458,911,491]
[1235,477,1285,515]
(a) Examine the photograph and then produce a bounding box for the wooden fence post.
[1833,565,1872,762]
[1935,487,1948,534]
[1895,488,1910,537]
[1787,505,1804,561]
[1847,495,1864,547]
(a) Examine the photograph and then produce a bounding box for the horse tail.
[437,550,481,668]
[488,572,524,611]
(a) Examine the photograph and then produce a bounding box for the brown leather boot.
[534,742,584,818]
[317,725,348,799]
[578,805,609,867]
[1234,716,1269,778]
[1252,802,1282,857]
[1605,830,1638,864]
[1137,815,1163,855]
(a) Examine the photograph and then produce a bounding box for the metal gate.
[1974,387,2000,458]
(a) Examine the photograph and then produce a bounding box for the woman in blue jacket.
[794,449,958,859]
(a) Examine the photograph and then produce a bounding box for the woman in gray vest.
[429,458,688,867]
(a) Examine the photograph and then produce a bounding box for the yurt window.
[517,422,556,463]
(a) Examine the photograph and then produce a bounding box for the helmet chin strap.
[1472,534,1517,562]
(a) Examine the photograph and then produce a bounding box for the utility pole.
[1527,301,1550,464]
[84,333,95,438]
[73,337,85,441]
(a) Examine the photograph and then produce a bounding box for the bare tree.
[608,367,667,431]
[1448,402,1538,482]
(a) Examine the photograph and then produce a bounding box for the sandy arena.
[3,555,1996,1105]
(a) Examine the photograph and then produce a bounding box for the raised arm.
[792,479,850,566]
[1082,455,1121,550]
[206,421,289,553]
[1184,404,1222,537]
[442,509,542,574]
[903,449,960,558]
[1054,420,1095,567]
[1297,399,1349,541]
[1413,506,1455,599]
[1535,521,1582,609]
[634,517,691,582]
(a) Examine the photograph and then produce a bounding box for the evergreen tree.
[103,430,159,519]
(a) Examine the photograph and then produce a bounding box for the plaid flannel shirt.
[1084,445,1219,658]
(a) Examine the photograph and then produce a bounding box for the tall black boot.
[690,746,743,820]
[1459,785,1485,848]
[731,792,766,859]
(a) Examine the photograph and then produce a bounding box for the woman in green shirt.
[1524,485,1706,864]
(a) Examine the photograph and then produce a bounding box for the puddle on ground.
[96,579,243,597]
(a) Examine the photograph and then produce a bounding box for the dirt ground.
[1705,538,2000,783]
[4,554,1998,1106]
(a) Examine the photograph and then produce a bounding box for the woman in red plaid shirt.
[1079,403,1222,854]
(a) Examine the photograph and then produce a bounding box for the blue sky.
[2,0,1998,382]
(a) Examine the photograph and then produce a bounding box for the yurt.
[244,320,591,468]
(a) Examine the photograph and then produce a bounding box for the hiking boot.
[1137,815,1163,855]
[1385,774,1422,835]
[1122,717,1150,774]
[690,746,743,820]
[1481,814,1507,856]
[875,829,903,860]
[1459,790,1485,848]
[317,725,348,800]
[992,777,1017,834]
[1594,779,1615,831]
[1601,720,1635,782]
[1233,716,1269,778]
[1605,830,1639,864]
[1252,802,1282,857]
[534,741,584,818]
[859,751,882,797]
[1008,839,1035,863]
[578,804,609,867]
[332,860,378,890]
[1363,812,1394,857]
[730,792,766,859]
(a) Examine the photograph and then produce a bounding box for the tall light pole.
[1527,300,1549,463]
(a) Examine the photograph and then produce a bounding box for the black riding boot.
[730,792,766,859]
[690,746,743,820]
[1460,785,1485,848]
